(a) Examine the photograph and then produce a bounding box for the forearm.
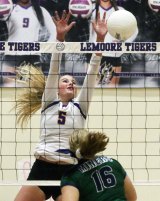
[95,35,105,56]
[77,54,101,114]
[78,12,107,112]
[42,53,61,109]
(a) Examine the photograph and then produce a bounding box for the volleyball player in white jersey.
[2,0,56,86]
[89,0,138,87]
[7,0,56,42]
[14,11,108,201]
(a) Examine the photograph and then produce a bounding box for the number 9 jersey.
[6,4,56,45]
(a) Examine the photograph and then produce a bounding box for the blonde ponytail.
[15,65,46,128]
[69,129,109,159]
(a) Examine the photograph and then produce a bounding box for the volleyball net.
[0,42,160,186]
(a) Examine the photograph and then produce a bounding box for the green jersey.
[61,156,127,201]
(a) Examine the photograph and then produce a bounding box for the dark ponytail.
[31,0,45,26]
[110,0,119,11]
[95,0,100,20]
[95,0,119,19]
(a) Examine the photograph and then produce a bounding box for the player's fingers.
[65,12,71,23]
[54,11,60,21]
[52,16,57,25]
[67,21,76,32]
[102,12,106,23]
[96,11,100,23]
[62,10,67,20]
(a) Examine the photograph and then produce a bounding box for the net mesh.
[0,50,160,186]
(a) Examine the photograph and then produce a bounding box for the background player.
[118,0,160,88]
[1,0,56,87]
[61,129,137,201]
[89,0,138,87]
[14,11,108,201]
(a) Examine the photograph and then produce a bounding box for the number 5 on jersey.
[58,111,67,125]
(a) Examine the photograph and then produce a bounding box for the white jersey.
[34,53,101,164]
[6,4,56,54]
[89,5,138,57]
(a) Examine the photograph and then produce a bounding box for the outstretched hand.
[53,10,76,42]
[92,12,108,42]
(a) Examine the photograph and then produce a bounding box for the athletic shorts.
[27,159,74,200]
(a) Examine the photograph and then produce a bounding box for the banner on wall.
[0,0,160,88]
[0,41,158,54]
[0,42,160,88]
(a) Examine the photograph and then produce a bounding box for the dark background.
[1,0,160,88]
[1,0,160,42]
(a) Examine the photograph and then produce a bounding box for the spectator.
[1,0,56,87]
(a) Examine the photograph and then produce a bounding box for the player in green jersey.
[61,129,137,201]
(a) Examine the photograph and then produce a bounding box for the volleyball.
[0,0,13,20]
[107,10,137,41]
[69,0,93,18]
[148,0,160,12]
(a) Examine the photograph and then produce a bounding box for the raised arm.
[42,11,76,110]
[76,12,108,114]
[41,53,61,110]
